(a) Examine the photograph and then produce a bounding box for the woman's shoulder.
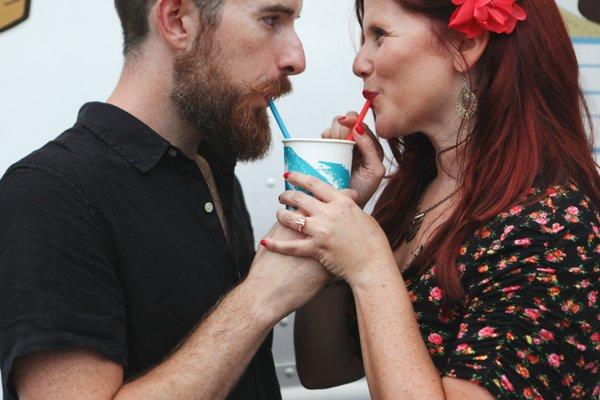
[493,182,597,230]
[458,181,599,289]
[466,181,600,256]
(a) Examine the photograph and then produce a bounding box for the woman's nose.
[352,47,373,79]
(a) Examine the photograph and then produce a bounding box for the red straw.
[346,99,372,141]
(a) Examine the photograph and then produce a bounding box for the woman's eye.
[371,28,388,43]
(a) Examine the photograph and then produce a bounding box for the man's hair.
[114,0,225,56]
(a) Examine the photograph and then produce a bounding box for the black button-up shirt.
[0,102,281,399]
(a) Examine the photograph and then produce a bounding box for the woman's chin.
[375,122,407,140]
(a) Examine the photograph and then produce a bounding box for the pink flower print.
[455,343,471,354]
[514,238,531,247]
[565,212,579,223]
[429,287,443,301]
[536,267,556,274]
[510,206,523,216]
[458,323,468,339]
[500,374,514,392]
[428,333,443,346]
[591,332,600,343]
[478,326,497,338]
[545,249,566,263]
[548,287,560,297]
[502,285,521,294]
[588,291,597,306]
[504,225,515,235]
[566,206,579,215]
[550,223,564,233]
[561,299,580,314]
[580,279,590,288]
[563,232,575,241]
[532,212,549,225]
[539,329,554,341]
[524,308,541,321]
[547,187,558,197]
[548,353,561,368]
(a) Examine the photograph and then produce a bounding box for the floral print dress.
[354,183,600,399]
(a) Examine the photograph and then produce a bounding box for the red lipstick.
[362,90,379,101]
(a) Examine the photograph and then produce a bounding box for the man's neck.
[107,62,202,160]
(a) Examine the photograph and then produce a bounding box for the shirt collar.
[77,102,170,173]
[197,140,237,173]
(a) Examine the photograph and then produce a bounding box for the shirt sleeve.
[0,167,127,399]
[442,188,600,399]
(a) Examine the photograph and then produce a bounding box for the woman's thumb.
[354,125,382,168]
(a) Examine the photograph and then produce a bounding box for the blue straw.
[268,99,292,139]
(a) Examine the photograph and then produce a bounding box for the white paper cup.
[283,139,355,197]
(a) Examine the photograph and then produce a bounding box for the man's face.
[171,0,305,162]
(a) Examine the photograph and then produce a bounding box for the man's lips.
[362,90,379,101]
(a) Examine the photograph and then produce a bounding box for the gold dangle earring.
[455,75,478,119]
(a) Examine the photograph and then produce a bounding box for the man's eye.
[262,16,280,27]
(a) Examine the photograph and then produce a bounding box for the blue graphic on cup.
[283,147,351,195]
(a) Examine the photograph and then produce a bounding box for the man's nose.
[278,33,306,76]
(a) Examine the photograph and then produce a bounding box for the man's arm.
[14,225,329,400]
[116,279,278,400]
[294,283,365,389]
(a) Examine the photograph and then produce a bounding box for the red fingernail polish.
[260,239,267,247]
[284,172,291,179]
[355,124,365,135]
[338,116,347,122]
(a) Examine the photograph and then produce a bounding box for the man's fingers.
[340,189,359,203]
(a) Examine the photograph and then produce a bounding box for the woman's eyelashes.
[369,27,389,44]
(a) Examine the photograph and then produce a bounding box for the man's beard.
[170,35,292,162]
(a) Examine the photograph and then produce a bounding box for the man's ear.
[450,31,490,74]
[154,0,199,52]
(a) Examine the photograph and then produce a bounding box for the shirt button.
[168,149,178,157]
[205,202,214,213]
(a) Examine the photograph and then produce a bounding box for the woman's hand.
[261,172,396,287]
[323,112,385,208]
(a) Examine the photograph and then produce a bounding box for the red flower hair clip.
[448,0,527,39]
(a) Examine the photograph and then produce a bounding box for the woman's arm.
[294,283,364,389]
[350,262,494,400]
[264,173,497,399]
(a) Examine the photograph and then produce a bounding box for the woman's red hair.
[355,0,600,304]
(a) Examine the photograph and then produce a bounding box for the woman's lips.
[362,90,379,101]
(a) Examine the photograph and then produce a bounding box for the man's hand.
[246,223,332,320]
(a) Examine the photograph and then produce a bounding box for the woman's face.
[354,0,461,139]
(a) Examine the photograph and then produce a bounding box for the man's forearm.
[294,283,364,389]
[115,280,278,400]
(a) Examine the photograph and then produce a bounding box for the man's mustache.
[248,76,293,100]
